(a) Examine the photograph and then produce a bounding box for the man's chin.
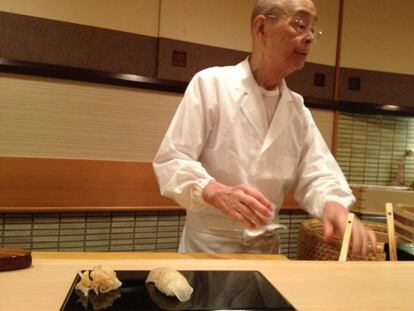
[287,62,306,76]
[294,59,307,71]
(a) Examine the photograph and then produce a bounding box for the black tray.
[60,270,295,311]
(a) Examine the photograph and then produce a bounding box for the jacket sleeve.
[152,72,216,212]
[293,108,355,218]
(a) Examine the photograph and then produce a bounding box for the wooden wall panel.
[338,68,414,108]
[0,157,176,212]
[286,63,335,100]
[157,38,248,82]
[0,156,302,212]
[0,12,158,77]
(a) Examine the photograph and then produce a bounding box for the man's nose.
[303,30,315,44]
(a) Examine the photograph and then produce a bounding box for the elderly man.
[153,0,376,257]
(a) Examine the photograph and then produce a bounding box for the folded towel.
[242,204,287,240]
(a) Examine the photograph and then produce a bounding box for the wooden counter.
[0,252,412,310]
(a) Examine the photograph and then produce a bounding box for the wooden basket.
[297,218,387,261]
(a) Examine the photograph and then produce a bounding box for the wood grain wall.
[0,157,175,212]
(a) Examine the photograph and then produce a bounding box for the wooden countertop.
[0,252,413,310]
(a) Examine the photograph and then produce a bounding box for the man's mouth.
[295,50,308,56]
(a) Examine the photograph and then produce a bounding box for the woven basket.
[297,218,387,261]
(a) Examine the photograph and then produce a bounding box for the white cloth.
[243,204,286,240]
[153,58,355,253]
[259,86,280,126]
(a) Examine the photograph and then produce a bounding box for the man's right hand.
[202,180,273,229]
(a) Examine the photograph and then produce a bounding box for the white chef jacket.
[153,58,355,253]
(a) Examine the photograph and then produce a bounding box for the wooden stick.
[339,213,355,261]
[385,203,398,261]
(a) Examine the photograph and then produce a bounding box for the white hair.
[250,0,286,25]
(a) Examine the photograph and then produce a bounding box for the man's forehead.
[284,0,317,18]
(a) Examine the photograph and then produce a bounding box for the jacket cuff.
[320,195,356,214]
[191,177,215,207]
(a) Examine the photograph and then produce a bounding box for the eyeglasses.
[266,14,323,41]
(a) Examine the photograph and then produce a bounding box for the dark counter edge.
[2,58,414,116]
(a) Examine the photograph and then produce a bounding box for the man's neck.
[249,54,285,90]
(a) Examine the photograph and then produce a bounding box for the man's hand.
[202,180,273,229]
[323,201,377,258]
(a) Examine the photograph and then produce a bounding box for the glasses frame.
[265,13,323,41]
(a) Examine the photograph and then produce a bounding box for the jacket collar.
[262,79,294,152]
[236,58,294,151]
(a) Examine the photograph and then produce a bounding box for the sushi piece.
[75,270,94,297]
[145,267,193,302]
[75,265,122,297]
[90,265,122,295]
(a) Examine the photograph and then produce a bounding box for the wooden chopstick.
[385,203,398,261]
[339,213,355,262]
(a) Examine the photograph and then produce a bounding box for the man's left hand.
[322,201,377,259]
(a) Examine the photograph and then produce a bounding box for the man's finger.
[368,229,377,254]
[227,209,256,229]
[239,194,273,219]
[235,201,267,227]
[360,223,369,258]
[322,217,335,240]
[351,221,362,257]
[240,185,273,211]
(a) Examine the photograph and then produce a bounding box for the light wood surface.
[386,203,398,261]
[351,186,414,216]
[0,252,412,311]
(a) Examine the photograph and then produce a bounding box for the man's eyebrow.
[293,9,318,21]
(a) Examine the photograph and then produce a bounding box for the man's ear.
[252,15,266,39]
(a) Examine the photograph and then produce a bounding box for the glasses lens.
[291,18,322,40]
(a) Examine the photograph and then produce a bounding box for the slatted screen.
[0,210,309,258]
[337,113,414,186]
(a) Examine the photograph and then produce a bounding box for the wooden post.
[339,213,355,261]
[385,203,398,261]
